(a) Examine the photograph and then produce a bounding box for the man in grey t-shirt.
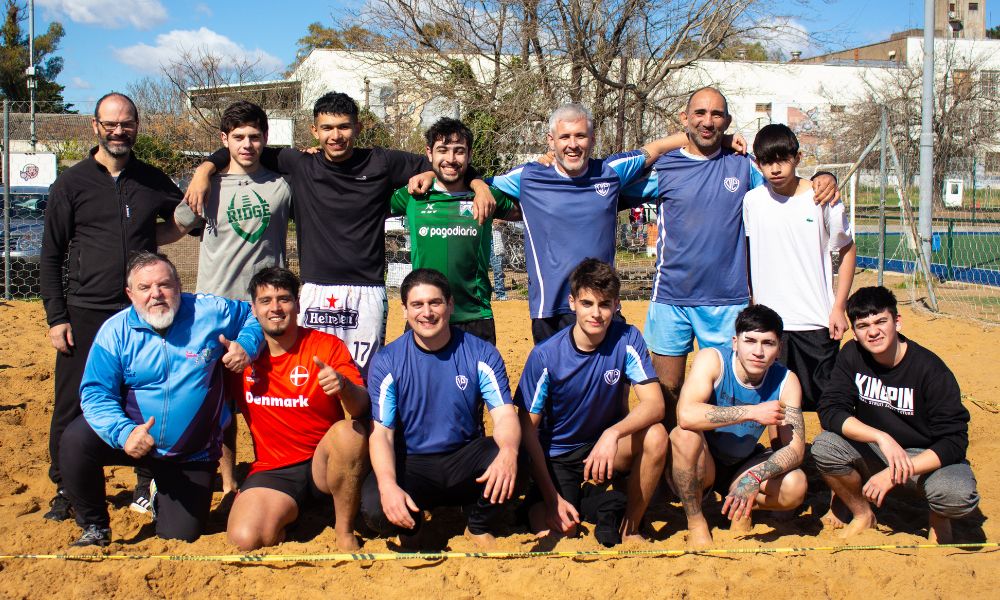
[174,101,291,301]
[171,101,291,492]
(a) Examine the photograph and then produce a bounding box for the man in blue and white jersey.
[491,104,700,343]
[670,305,806,547]
[623,87,839,428]
[361,269,521,547]
[59,252,264,547]
[516,259,667,546]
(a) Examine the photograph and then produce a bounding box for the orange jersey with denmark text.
[233,327,363,475]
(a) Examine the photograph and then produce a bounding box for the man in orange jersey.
[226,267,370,551]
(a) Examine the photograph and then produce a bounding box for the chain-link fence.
[4,99,999,325]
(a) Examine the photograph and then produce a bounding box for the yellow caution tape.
[0,542,996,563]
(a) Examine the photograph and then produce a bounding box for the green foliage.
[988,25,1000,40]
[0,0,70,111]
[357,108,393,148]
[464,109,505,175]
[131,133,192,180]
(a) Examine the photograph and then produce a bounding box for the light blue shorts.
[643,302,748,356]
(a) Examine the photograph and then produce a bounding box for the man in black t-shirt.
[813,286,979,543]
[185,92,494,376]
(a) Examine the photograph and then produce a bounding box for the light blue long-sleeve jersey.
[80,293,263,462]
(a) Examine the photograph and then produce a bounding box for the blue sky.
[24,0,1000,111]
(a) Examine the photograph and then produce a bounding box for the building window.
[755,103,772,113]
[949,2,956,11]
[830,105,845,114]
[982,71,1000,97]
[969,2,979,10]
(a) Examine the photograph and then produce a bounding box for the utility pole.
[918,0,935,293]
[27,0,37,151]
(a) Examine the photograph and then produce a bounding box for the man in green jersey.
[390,118,519,345]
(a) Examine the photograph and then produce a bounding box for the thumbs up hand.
[313,356,345,397]
[125,416,156,458]
[220,334,251,373]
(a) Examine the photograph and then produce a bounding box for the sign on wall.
[9,153,57,187]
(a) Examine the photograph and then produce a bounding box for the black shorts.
[780,329,840,411]
[241,460,327,506]
[526,441,596,509]
[711,444,771,496]
[531,311,626,344]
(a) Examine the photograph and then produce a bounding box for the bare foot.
[837,512,877,539]
[928,513,953,544]
[464,528,497,549]
[730,514,752,533]
[621,531,649,544]
[686,519,714,549]
[335,528,361,552]
[821,508,847,530]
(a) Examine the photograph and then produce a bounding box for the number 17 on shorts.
[298,283,388,375]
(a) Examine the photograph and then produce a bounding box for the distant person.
[813,286,979,543]
[670,304,807,547]
[361,269,520,547]
[388,117,519,344]
[744,123,856,410]
[185,92,495,375]
[40,92,183,522]
[516,259,667,546]
[170,100,292,494]
[59,252,262,546]
[226,268,369,552]
[624,87,838,428]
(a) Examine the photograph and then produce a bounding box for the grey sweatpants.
[811,431,980,518]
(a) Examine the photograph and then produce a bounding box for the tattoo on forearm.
[739,445,799,495]
[784,405,805,442]
[674,467,703,516]
[640,147,651,161]
[706,406,748,424]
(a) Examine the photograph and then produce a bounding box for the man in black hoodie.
[813,286,979,543]
[39,92,183,520]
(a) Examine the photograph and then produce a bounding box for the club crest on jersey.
[459,201,474,217]
[289,365,309,387]
[455,375,469,390]
[723,177,740,193]
[603,369,621,385]
[594,182,611,196]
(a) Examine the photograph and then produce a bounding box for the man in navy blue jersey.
[516,259,667,546]
[360,269,521,547]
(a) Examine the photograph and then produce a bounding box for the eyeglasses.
[97,120,137,132]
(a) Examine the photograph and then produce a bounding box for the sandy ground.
[0,295,997,599]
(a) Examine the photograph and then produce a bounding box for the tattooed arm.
[722,373,806,520]
[677,349,786,432]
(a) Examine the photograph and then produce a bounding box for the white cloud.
[37,0,168,30]
[194,3,212,18]
[759,18,819,59]
[114,28,284,75]
[70,77,92,89]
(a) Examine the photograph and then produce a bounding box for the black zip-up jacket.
[41,148,181,326]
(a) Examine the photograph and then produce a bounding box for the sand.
[0,297,996,599]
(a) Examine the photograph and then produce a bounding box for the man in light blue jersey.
[361,269,521,547]
[670,305,806,547]
[624,87,838,428]
[517,259,667,546]
[491,104,708,343]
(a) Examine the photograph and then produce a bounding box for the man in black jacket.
[813,286,980,543]
[39,92,183,520]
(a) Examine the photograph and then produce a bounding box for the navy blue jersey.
[625,148,764,306]
[704,347,789,466]
[491,151,647,318]
[515,321,657,456]
[368,328,512,455]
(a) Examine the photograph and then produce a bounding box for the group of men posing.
[39,86,980,550]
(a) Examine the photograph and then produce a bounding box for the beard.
[99,133,134,157]
[136,301,178,330]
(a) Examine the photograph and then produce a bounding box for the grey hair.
[126,251,180,288]
[548,103,593,135]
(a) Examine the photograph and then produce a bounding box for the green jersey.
[390,184,516,322]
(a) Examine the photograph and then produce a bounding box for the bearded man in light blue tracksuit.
[58,251,264,547]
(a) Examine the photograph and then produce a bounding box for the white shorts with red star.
[298,283,388,377]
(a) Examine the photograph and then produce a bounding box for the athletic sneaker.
[148,479,158,520]
[70,524,111,547]
[43,489,73,521]
[130,482,154,515]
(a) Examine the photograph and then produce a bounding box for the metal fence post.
[878,106,888,287]
[3,99,10,301]
[946,218,954,281]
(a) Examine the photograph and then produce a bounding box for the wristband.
[747,470,762,483]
